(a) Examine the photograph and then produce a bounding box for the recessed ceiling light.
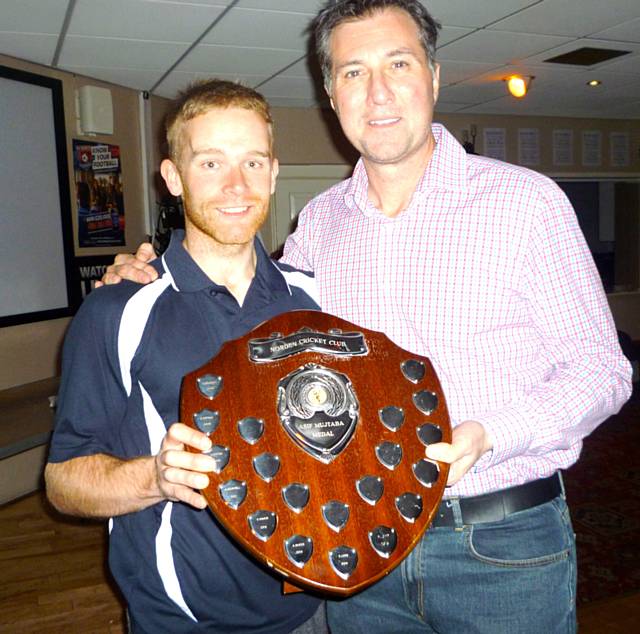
[587,79,602,87]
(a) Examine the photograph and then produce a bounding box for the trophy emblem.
[278,363,358,463]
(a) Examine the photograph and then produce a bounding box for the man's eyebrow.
[189,147,271,159]
[334,47,420,72]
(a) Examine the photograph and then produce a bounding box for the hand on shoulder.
[96,242,158,287]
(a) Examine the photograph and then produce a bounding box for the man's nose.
[368,70,394,105]
[223,166,248,195]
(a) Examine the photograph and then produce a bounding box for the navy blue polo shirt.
[49,230,321,633]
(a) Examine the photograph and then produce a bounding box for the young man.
[104,2,632,632]
[45,80,326,633]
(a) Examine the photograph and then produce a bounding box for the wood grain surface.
[180,310,451,596]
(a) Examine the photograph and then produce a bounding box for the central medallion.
[277,363,359,463]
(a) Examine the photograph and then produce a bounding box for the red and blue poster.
[73,140,125,247]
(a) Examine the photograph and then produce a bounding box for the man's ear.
[270,158,279,195]
[432,62,440,105]
[160,159,183,197]
[326,84,336,112]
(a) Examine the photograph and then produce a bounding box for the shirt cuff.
[469,405,534,472]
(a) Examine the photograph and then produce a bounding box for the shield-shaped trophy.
[181,310,451,596]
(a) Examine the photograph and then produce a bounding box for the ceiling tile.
[438,80,506,104]
[437,30,572,63]
[176,44,304,77]
[0,0,637,118]
[489,0,640,37]
[277,57,315,78]
[0,0,68,34]
[438,60,503,86]
[154,70,266,99]
[595,52,640,75]
[58,36,190,69]
[0,33,58,66]
[265,95,318,108]
[68,0,226,42]
[424,0,539,28]
[237,0,322,12]
[258,75,319,101]
[591,17,640,44]
[202,7,313,51]
[61,66,165,92]
[522,37,640,66]
[437,26,475,47]
[434,102,471,113]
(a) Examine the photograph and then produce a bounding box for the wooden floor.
[0,491,638,633]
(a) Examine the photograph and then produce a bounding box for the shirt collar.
[344,123,469,215]
[160,229,290,296]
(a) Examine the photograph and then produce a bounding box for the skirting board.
[0,445,47,505]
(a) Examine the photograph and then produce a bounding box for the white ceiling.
[1,0,639,118]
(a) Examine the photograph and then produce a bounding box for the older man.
[104,2,631,632]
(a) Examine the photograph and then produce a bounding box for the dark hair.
[314,0,441,91]
[165,79,273,163]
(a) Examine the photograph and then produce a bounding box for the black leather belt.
[431,473,562,527]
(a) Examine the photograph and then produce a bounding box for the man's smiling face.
[328,7,440,168]
[164,106,278,248]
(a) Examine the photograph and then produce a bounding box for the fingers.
[155,423,215,508]
[98,246,159,286]
[425,441,468,486]
[163,422,212,452]
[425,420,492,487]
[135,242,156,261]
[425,442,459,464]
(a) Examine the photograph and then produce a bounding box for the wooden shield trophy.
[180,310,451,596]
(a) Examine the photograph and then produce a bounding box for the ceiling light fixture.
[505,75,534,98]
[587,79,602,87]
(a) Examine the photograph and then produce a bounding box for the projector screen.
[0,65,76,327]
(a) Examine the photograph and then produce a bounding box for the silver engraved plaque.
[413,390,438,415]
[285,535,313,568]
[416,423,443,446]
[379,406,405,432]
[401,359,426,384]
[205,444,230,474]
[219,479,247,510]
[248,510,277,542]
[376,441,403,470]
[253,452,280,482]
[356,475,384,505]
[396,492,423,523]
[196,374,223,399]
[369,526,397,558]
[193,408,220,435]
[322,500,350,533]
[278,363,359,463]
[329,546,358,579]
[282,483,310,513]
[237,416,264,444]
[413,459,439,487]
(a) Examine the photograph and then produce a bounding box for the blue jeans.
[327,496,577,633]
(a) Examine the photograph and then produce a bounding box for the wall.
[0,54,148,391]
[263,108,640,339]
[2,67,639,393]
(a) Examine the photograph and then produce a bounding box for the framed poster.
[73,140,125,247]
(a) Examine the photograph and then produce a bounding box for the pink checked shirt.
[281,123,632,498]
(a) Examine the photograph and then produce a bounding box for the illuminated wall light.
[505,75,534,98]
